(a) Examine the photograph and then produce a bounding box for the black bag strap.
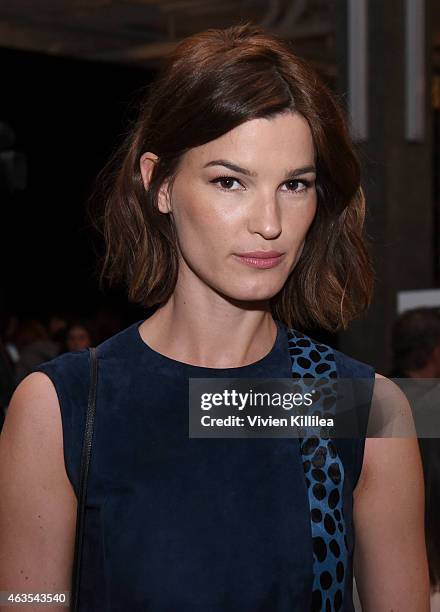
[70,346,98,611]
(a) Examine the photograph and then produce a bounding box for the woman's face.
[146,111,317,303]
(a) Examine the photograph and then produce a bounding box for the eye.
[282,179,313,194]
[210,176,244,191]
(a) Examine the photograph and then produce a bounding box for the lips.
[235,250,284,258]
[233,251,286,269]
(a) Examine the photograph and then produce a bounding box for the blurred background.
[0,0,439,391]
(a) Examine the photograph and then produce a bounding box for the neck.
[138,289,278,369]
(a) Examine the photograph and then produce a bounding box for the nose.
[247,194,282,239]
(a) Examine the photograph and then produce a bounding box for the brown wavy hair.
[90,22,375,332]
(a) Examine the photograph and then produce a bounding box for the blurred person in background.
[45,312,68,346]
[1,313,20,367]
[0,314,16,428]
[0,340,15,429]
[13,318,60,384]
[389,306,440,611]
[61,319,93,353]
[390,307,440,378]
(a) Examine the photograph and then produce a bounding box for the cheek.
[285,197,317,238]
[285,198,317,262]
[172,190,237,254]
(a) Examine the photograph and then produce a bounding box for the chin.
[221,281,285,303]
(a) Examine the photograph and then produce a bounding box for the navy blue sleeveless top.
[34,318,375,612]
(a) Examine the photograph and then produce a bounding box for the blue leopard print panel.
[287,328,346,612]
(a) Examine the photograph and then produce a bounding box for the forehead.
[182,112,315,169]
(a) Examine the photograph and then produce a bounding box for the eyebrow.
[203,159,316,179]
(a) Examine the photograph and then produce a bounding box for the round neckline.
[133,318,283,372]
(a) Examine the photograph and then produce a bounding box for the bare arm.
[353,373,430,611]
[0,372,77,611]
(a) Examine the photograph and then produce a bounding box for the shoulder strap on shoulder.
[71,346,98,612]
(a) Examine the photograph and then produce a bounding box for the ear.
[139,151,172,214]
[139,151,157,189]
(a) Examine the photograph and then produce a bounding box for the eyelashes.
[209,175,314,194]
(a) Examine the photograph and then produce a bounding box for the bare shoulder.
[355,371,420,496]
[352,374,429,609]
[1,371,67,467]
[0,372,77,592]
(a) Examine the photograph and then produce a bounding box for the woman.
[0,23,429,612]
